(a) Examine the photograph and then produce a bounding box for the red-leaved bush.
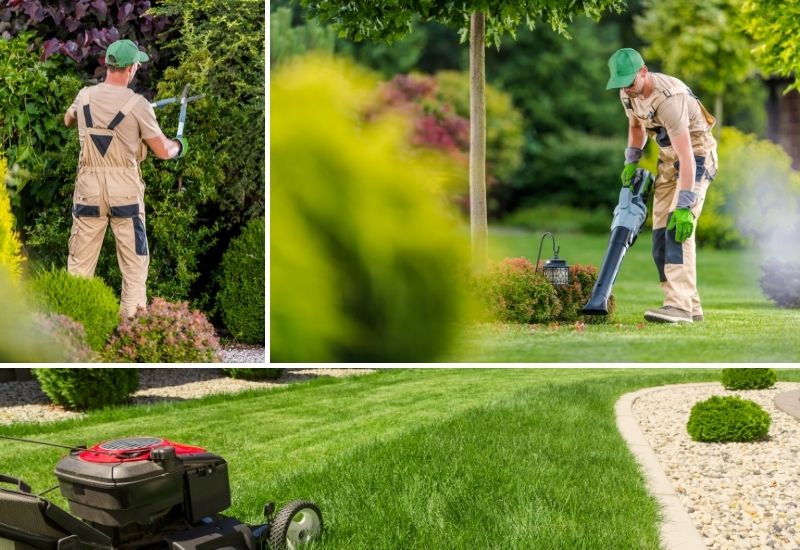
[102,298,221,363]
[539,262,615,323]
[34,313,98,363]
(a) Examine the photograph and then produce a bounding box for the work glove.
[174,136,188,159]
[667,191,698,243]
[621,147,643,187]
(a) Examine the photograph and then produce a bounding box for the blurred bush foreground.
[270,56,473,362]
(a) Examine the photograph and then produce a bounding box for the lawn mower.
[582,167,654,315]
[0,436,322,550]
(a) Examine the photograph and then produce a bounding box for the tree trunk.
[469,12,488,271]
[714,93,723,137]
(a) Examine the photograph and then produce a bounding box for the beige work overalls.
[624,77,718,315]
[68,87,149,319]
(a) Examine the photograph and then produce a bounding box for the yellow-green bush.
[641,127,800,248]
[0,155,24,281]
[271,55,471,362]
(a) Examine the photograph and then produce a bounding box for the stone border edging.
[774,389,800,420]
[615,383,713,550]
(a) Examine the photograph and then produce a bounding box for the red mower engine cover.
[54,437,232,529]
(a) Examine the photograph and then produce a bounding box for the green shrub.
[499,204,611,235]
[29,270,119,351]
[686,395,771,443]
[551,263,615,323]
[0,269,63,362]
[473,257,561,324]
[271,55,470,362]
[217,217,265,343]
[0,155,24,281]
[32,368,138,411]
[223,368,282,380]
[721,368,777,390]
[34,313,98,363]
[103,298,221,363]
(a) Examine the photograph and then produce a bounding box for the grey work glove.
[621,147,643,187]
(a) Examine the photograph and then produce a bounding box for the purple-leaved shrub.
[103,298,221,363]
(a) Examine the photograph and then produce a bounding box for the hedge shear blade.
[177,84,190,138]
[150,94,204,109]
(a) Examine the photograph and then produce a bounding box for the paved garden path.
[0,368,374,425]
[618,382,800,550]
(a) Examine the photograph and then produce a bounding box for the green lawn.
[4,369,797,549]
[446,227,800,362]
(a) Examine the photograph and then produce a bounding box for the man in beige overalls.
[606,48,717,324]
[64,39,187,318]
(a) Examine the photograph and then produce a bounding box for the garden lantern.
[536,232,570,286]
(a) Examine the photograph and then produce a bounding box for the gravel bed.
[0,368,374,425]
[631,382,800,550]
[219,344,266,363]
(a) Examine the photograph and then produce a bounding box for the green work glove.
[621,147,643,187]
[174,136,188,159]
[667,208,695,243]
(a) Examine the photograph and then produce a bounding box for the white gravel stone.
[631,382,800,550]
[0,368,375,425]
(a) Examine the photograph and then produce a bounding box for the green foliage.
[301,0,625,49]
[0,34,82,214]
[270,5,336,68]
[472,257,561,323]
[686,395,771,442]
[217,217,265,344]
[222,368,282,381]
[741,0,800,92]
[34,313,98,363]
[552,263,615,322]
[635,0,755,127]
[271,55,471,362]
[696,127,800,249]
[102,298,221,363]
[29,269,119,352]
[0,155,24,281]
[32,368,139,411]
[529,129,626,208]
[499,204,611,235]
[721,368,777,390]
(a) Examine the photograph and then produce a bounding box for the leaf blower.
[582,168,654,315]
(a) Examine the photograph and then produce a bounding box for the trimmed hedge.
[721,368,777,390]
[33,368,138,411]
[217,217,265,343]
[223,368,282,381]
[686,396,771,443]
[472,257,560,324]
[29,269,119,351]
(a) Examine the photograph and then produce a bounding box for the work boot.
[692,312,704,322]
[644,306,693,324]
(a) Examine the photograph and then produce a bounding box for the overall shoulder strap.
[80,87,95,128]
[107,94,143,130]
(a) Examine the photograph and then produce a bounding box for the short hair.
[106,64,129,74]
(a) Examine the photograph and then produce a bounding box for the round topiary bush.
[686,395,771,443]
[103,298,221,363]
[223,368,282,380]
[34,313,97,363]
[549,263,615,323]
[217,217,265,344]
[29,269,119,352]
[472,257,561,323]
[32,368,138,411]
[721,368,777,390]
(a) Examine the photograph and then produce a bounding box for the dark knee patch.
[133,217,148,256]
[652,228,667,282]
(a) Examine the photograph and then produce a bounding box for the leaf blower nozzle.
[582,168,654,315]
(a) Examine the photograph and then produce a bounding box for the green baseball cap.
[105,39,149,68]
[606,48,644,90]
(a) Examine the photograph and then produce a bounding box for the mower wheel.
[268,500,323,550]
